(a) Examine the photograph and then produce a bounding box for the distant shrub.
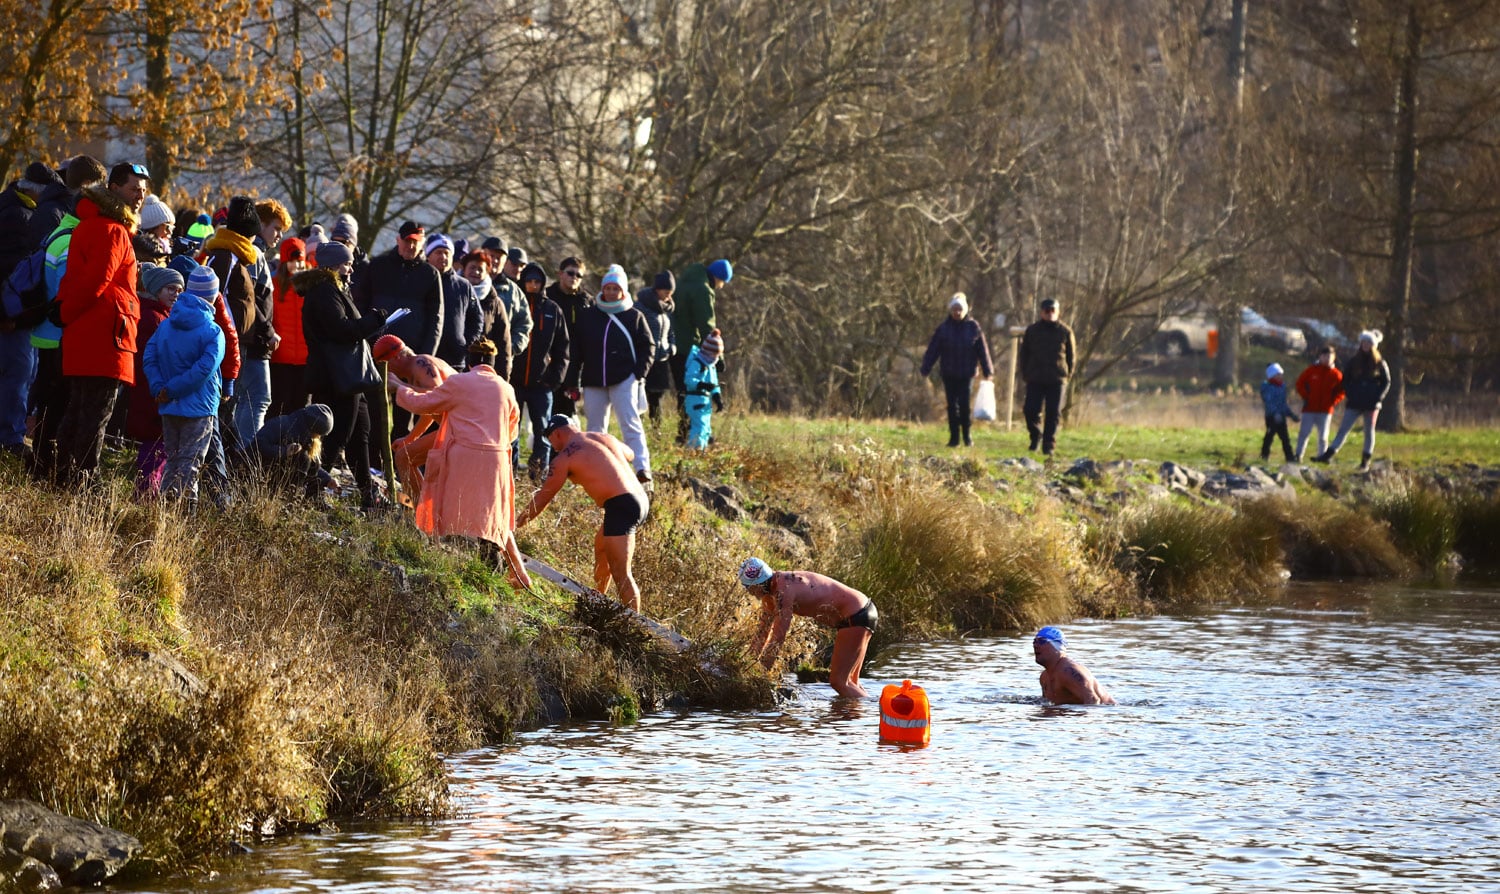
[1240,494,1410,579]
[1099,499,1283,603]
[1371,480,1458,574]
[1454,489,1500,574]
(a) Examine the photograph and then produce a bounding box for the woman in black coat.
[1316,329,1391,471]
[294,241,387,509]
[919,292,994,447]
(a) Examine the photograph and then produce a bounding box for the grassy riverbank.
[2,413,1497,873]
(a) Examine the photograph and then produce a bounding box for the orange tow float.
[879,679,931,746]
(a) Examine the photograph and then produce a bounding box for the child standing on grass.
[1259,362,1298,464]
[143,265,226,504]
[682,328,724,450]
[1294,345,1343,462]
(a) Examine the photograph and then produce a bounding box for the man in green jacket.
[1018,297,1075,456]
[671,259,731,444]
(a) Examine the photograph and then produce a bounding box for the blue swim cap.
[739,557,773,587]
[1034,626,1067,649]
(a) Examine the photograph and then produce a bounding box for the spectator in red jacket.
[268,237,310,418]
[52,184,141,484]
[1294,344,1344,463]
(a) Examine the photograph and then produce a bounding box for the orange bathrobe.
[394,365,520,543]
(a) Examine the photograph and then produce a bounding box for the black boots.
[1359,453,1372,472]
[947,422,960,448]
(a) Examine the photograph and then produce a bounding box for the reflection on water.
[121,583,1500,893]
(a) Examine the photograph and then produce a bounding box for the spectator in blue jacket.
[1259,362,1298,464]
[682,329,724,450]
[920,292,993,447]
[144,265,226,504]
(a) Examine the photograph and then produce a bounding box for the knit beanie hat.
[185,264,220,303]
[949,292,968,315]
[141,264,184,297]
[707,259,733,284]
[314,239,353,269]
[331,213,358,244]
[279,237,305,264]
[700,328,724,363]
[1359,329,1383,347]
[424,233,455,257]
[304,403,335,436]
[226,195,260,239]
[138,194,173,232]
[18,161,62,193]
[653,270,675,291]
[1266,363,1284,380]
[596,266,633,313]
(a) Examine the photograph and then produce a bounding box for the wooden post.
[375,360,398,504]
[1006,327,1026,431]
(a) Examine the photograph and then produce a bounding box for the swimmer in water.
[741,557,876,699]
[1033,626,1115,705]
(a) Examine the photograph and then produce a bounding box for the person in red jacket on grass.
[52,178,142,485]
[1294,344,1344,463]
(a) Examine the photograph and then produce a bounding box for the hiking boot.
[1028,434,1040,452]
[961,425,972,447]
[1312,449,1336,464]
[1358,453,1372,472]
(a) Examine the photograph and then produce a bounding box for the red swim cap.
[372,334,406,363]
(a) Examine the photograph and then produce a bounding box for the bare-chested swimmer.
[740,557,876,699]
[1033,626,1115,705]
[516,415,650,612]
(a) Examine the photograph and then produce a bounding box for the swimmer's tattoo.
[414,356,438,380]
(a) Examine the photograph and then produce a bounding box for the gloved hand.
[566,387,581,401]
[712,393,725,412]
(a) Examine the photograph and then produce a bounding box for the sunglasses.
[562,269,582,277]
[128,163,150,179]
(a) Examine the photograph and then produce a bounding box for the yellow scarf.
[201,227,261,265]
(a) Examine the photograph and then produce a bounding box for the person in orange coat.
[389,353,530,587]
[268,237,310,418]
[1294,344,1344,463]
[53,185,141,483]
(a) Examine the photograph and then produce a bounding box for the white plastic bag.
[972,379,997,422]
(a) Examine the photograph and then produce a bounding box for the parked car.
[1271,315,1355,357]
[1240,307,1307,354]
[1157,312,1218,356]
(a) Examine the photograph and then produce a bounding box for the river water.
[125,583,1500,893]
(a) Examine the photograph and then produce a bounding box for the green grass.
[721,412,1500,468]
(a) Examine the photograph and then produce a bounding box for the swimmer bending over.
[1033,626,1115,705]
[740,557,877,699]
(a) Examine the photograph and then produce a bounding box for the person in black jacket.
[0,163,52,456]
[566,265,655,488]
[351,220,441,439]
[511,262,569,477]
[295,240,389,511]
[253,402,336,499]
[424,234,482,372]
[1018,297,1076,456]
[26,156,106,251]
[920,292,994,448]
[1315,329,1391,471]
[546,256,590,416]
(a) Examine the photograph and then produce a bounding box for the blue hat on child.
[184,265,220,303]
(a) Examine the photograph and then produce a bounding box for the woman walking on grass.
[1315,330,1390,471]
[920,292,994,447]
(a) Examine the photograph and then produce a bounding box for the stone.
[0,800,140,887]
[1000,457,1045,473]
[1065,458,1103,481]
[687,477,749,522]
[1159,461,1206,490]
[2,847,62,893]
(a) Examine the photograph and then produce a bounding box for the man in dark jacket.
[546,256,590,416]
[1018,297,1076,456]
[511,262,569,476]
[671,259,730,443]
[26,156,106,251]
[425,233,482,372]
[351,220,442,438]
[201,196,267,451]
[0,163,52,455]
[352,220,443,358]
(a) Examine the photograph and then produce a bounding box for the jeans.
[0,327,37,447]
[1328,408,1378,458]
[583,375,650,476]
[1023,381,1063,452]
[1295,412,1331,461]
[161,415,215,502]
[199,412,234,509]
[515,385,554,465]
[233,358,271,445]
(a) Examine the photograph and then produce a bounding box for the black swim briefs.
[835,600,879,633]
[601,492,649,536]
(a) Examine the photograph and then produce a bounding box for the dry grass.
[1239,494,1410,579]
[1090,499,1285,604]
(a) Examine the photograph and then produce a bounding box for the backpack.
[1,226,73,328]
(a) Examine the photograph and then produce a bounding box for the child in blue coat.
[1259,362,1298,464]
[144,265,226,503]
[682,329,724,450]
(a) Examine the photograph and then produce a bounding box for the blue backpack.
[1,226,73,327]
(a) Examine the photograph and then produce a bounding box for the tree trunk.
[143,0,174,196]
[1383,3,1421,433]
[1212,0,1247,390]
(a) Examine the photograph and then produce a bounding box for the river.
[123,582,1500,893]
